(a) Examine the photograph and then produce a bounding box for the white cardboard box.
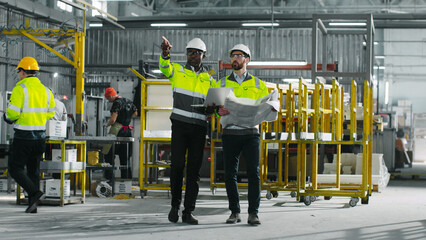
[41,179,70,198]
[114,181,132,194]
[46,120,67,138]
[52,149,77,162]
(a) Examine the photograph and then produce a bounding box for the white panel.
[147,84,173,107]
[146,111,171,130]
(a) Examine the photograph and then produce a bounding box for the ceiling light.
[89,23,103,27]
[375,56,386,59]
[131,12,139,16]
[53,72,58,78]
[151,23,187,27]
[363,42,379,46]
[151,69,162,74]
[329,22,366,26]
[242,23,279,27]
[248,61,307,66]
[374,66,386,70]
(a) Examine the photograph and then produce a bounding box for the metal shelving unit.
[16,139,86,207]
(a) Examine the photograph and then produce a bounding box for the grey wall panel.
[86,28,365,83]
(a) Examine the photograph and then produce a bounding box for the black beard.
[232,61,243,70]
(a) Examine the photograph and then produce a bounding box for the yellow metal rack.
[138,78,173,197]
[260,78,373,206]
[16,139,86,207]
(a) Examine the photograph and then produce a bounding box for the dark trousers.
[222,134,261,214]
[8,138,45,197]
[105,128,132,180]
[170,120,206,213]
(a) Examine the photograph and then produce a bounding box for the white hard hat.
[186,38,207,52]
[228,44,251,58]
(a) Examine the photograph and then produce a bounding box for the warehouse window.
[92,0,108,17]
[57,1,72,12]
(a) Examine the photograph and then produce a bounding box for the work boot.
[226,212,241,224]
[247,213,261,225]
[26,191,44,214]
[182,212,198,225]
[168,207,179,223]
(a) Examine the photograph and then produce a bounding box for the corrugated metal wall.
[86,28,366,83]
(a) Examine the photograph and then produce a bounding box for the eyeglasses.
[187,50,204,56]
[230,54,246,59]
[17,69,22,73]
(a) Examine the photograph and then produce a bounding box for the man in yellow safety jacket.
[160,36,215,225]
[3,56,55,213]
[214,44,278,225]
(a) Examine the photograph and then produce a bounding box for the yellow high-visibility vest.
[6,76,55,131]
[214,73,269,101]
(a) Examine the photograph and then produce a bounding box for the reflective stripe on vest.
[174,86,206,100]
[7,104,20,113]
[172,108,206,121]
[160,63,175,79]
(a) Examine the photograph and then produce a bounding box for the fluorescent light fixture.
[282,78,312,83]
[363,42,379,46]
[375,56,386,59]
[329,22,366,26]
[89,23,103,27]
[58,0,87,11]
[151,69,162,74]
[151,23,187,27]
[385,81,389,104]
[53,72,58,78]
[242,23,279,27]
[248,61,307,66]
[131,12,139,16]
[374,66,386,70]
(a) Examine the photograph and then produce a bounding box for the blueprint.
[220,89,280,128]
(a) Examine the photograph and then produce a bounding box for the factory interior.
[0,0,425,239]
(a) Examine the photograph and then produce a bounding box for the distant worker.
[52,96,67,122]
[160,36,215,225]
[214,44,279,225]
[3,56,55,213]
[102,87,137,180]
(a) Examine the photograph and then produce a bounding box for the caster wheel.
[311,196,317,202]
[272,191,279,198]
[266,191,272,200]
[304,196,312,206]
[299,195,305,203]
[349,197,358,207]
[324,196,332,200]
[290,191,297,198]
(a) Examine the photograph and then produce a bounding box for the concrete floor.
[0,177,425,240]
